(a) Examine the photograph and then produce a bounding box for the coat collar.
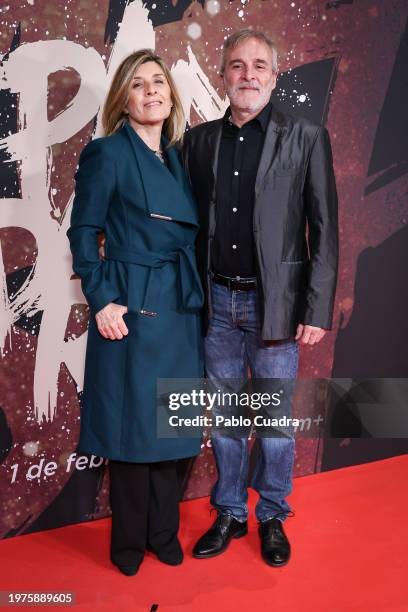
[121,121,199,226]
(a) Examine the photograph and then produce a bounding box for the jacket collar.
[121,121,199,226]
[223,98,273,132]
[206,101,285,199]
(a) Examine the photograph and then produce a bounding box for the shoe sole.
[261,553,290,567]
[115,564,141,576]
[157,556,183,566]
[192,527,248,559]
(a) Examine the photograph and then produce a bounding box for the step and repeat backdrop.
[0,0,407,538]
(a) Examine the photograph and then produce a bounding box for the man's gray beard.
[227,86,273,114]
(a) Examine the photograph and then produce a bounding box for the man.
[183,29,338,566]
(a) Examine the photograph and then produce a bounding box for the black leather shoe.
[192,513,248,559]
[259,518,291,567]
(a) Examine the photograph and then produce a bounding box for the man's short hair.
[220,29,278,76]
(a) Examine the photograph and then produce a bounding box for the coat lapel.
[207,121,223,200]
[254,107,284,199]
[122,121,199,226]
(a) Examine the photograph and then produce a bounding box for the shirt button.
[239,136,244,142]
[232,244,237,249]
[234,171,239,176]
[232,207,238,213]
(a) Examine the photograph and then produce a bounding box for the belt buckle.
[239,278,255,291]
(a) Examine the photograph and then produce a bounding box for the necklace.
[154,148,165,163]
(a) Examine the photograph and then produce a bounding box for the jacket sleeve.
[66,138,120,315]
[302,126,339,329]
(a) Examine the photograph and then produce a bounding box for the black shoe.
[157,548,183,566]
[259,518,291,567]
[115,563,141,576]
[147,539,184,566]
[192,513,248,559]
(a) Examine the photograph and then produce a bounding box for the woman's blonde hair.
[102,49,185,146]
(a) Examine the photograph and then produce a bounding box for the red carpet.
[1,455,407,611]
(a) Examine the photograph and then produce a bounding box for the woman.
[66,49,204,576]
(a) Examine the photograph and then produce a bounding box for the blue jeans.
[205,281,299,523]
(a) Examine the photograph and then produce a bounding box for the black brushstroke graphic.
[365,18,408,195]
[104,0,206,46]
[144,0,205,28]
[2,21,21,60]
[322,224,408,471]
[272,57,339,126]
[326,0,353,8]
[23,459,107,536]
[5,266,43,336]
[0,23,21,199]
[104,0,129,45]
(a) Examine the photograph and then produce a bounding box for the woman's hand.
[95,303,129,340]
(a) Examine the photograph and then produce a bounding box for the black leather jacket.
[183,104,339,340]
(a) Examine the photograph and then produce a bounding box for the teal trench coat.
[67,121,204,462]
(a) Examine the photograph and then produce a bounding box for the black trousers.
[109,459,181,567]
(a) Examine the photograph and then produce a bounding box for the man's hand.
[98,233,106,260]
[295,324,327,345]
[95,303,129,340]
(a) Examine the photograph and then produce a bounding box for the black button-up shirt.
[212,100,272,278]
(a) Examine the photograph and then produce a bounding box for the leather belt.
[105,242,203,316]
[212,273,257,291]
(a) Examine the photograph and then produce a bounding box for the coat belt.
[104,242,204,315]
